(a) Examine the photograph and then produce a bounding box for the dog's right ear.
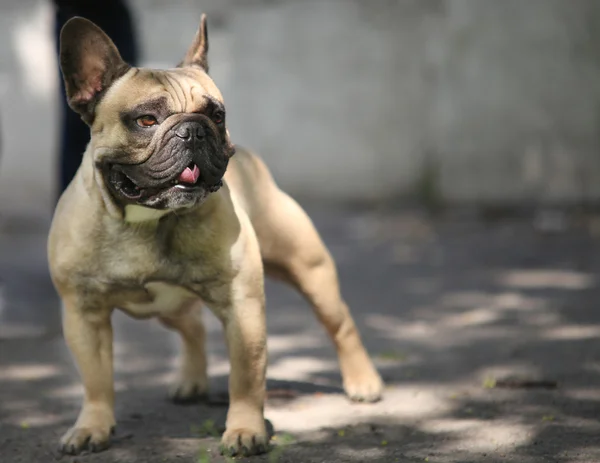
[179,14,209,72]
[59,17,131,124]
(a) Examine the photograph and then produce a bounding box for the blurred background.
[3,1,600,462]
[4,0,600,216]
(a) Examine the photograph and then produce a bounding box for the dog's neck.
[121,187,224,226]
[124,205,172,223]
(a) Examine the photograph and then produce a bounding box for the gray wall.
[2,0,600,219]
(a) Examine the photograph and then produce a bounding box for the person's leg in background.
[52,1,139,198]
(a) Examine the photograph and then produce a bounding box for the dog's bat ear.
[179,13,209,72]
[59,17,130,124]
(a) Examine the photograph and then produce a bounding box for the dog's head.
[59,14,235,213]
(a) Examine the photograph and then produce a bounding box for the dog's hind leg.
[256,190,384,403]
[159,304,208,403]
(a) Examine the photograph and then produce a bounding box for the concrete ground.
[2,205,600,462]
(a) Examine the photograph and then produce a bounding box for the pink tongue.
[178,164,200,184]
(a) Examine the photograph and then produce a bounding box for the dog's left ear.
[179,14,209,72]
[59,17,130,124]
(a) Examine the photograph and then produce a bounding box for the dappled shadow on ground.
[3,206,600,462]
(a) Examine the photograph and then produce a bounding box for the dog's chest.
[88,216,226,316]
[99,220,216,284]
[120,281,200,318]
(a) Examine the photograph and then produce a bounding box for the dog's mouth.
[176,163,201,186]
[109,162,217,201]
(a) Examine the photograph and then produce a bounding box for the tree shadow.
[3,206,600,461]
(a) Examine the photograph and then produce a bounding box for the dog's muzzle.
[106,116,228,204]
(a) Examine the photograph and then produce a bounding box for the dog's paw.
[344,370,384,403]
[59,405,115,455]
[169,378,208,404]
[219,427,269,457]
[59,424,114,455]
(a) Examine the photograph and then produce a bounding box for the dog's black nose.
[175,121,205,141]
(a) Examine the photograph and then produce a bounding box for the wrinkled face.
[93,67,234,210]
[58,14,232,214]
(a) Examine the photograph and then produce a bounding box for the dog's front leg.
[59,296,115,455]
[213,292,268,457]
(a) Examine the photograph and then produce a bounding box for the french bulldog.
[48,13,383,457]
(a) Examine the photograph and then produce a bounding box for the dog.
[48,13,384,457]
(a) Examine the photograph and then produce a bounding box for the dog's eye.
[136,115,158,127]
[212,111,224,125]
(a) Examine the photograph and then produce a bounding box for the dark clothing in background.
[52,0,139,197]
